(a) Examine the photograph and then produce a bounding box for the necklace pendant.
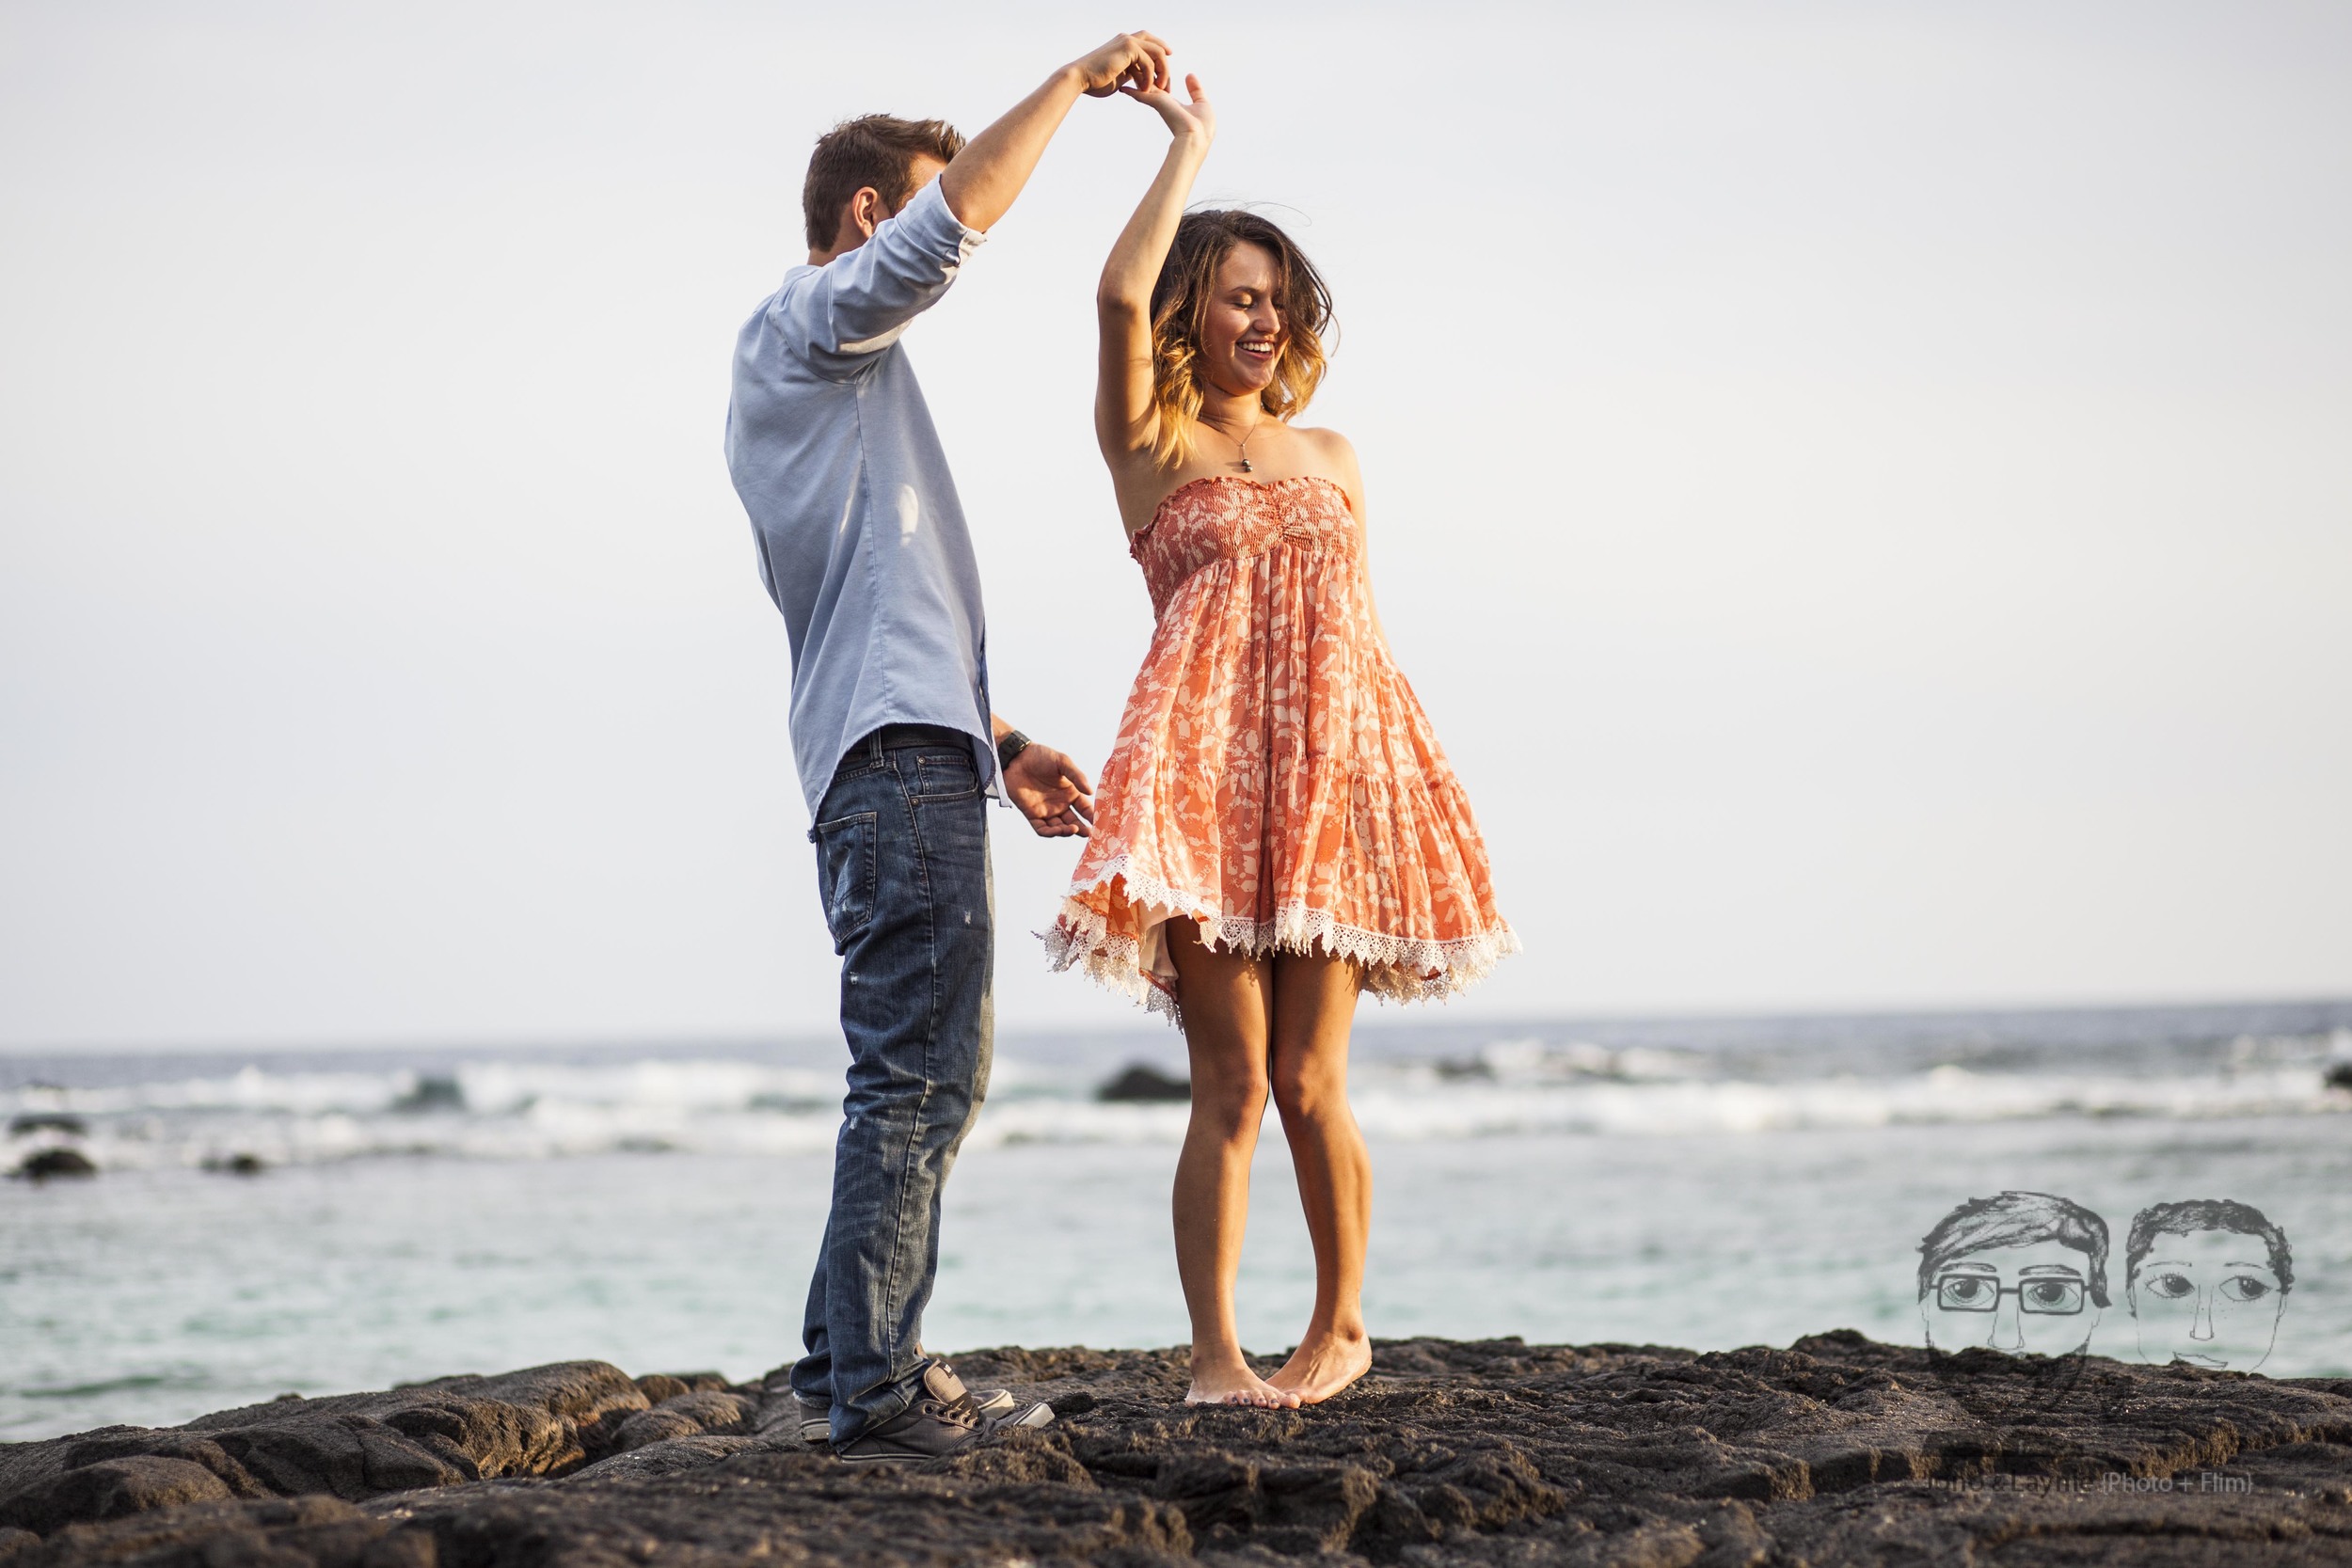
[1239,457,1253,473]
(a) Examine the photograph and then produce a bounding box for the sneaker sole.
[993,1401,1055,1432]
[833,1402,1055,1464]
[800,1390,1024,1445]
[834,1448,948,1465]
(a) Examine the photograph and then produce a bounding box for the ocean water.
[5,1001,2349,1440]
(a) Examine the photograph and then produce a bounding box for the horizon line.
[5,992,2349,1059]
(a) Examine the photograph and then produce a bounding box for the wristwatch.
[996,729,1032,771]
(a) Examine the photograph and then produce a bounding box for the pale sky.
[3,0,2346,1050]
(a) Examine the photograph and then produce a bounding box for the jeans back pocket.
[810,811,878,954]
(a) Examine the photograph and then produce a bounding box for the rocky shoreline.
[3,1334,2348,1565]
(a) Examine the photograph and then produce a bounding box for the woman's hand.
[1003,743,1096,838]
[1125,72,1215,146]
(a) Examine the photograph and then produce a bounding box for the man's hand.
[1003,743,1096,838]
[1072,32,1172,98]
[942,31,1173,233]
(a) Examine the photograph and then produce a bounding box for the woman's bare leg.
[1167,922,1298,1407]
[1264,951,1374,1402]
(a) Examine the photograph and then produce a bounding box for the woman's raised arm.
[1096,75,1215,465]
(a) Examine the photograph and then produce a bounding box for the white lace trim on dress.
[1040,854,1521,1024]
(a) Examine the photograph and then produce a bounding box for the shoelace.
[925,1393,982,1431]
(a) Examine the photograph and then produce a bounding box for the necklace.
[1202,409,1262,473]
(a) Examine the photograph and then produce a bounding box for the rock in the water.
[1097,1063,1191,1102]
[7,1337,2352,1565]
[10,1148,96,1181]
[7,1115,87,1138]
[390,1075,465,1114]
[2325,1060,2352,1092]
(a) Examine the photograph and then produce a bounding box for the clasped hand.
[1073,32,1173,98]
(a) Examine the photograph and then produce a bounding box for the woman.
[1044,73,1517,1406]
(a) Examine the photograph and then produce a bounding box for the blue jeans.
[790,727,993,1445]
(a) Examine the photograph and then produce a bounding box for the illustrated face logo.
[1921,1240,2101,1356]
[2130,1227,2286,1371]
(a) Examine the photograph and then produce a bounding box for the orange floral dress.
[1044,475,1517,1018]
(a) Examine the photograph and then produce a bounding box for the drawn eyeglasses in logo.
[1915,1192,2294,1374]
[1916,1191,2108,1357]
[1932,1271,2088,1316]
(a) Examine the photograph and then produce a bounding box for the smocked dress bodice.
[1133,475,1359,616]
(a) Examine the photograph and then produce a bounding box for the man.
[2124,1198,2293,1371]
[1915,1190,2109,1356]
[724,32,1173,1464]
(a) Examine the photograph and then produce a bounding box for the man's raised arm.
[774,187,980,372]
[769,34,1171,377]
[940,33,1172,232]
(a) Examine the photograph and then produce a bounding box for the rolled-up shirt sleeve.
[771,181,984,377]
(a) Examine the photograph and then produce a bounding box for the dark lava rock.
[389,1076,465,1115]
[1099,1063,1192,1102]
[0,1360,651,1544]
[0,1458,235,1535]
[606,1391,757,1454]
[8,1116,87,1139]
[6,1337,2351,1565]
[10,1149,96,1182]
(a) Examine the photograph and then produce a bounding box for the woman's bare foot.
[1267,1330,1372,1403]
[1184,1360,1301,1407]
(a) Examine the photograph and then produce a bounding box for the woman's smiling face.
[1197,241,1285,400]
[2131,1228,2285,1370]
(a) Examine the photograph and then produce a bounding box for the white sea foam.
[5,1034,2345,1171]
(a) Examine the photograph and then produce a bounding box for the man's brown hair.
[802,115,965,250]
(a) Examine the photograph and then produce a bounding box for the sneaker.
[793,1359,1023,1444]
[990,1398,1057,1432]
[834,1362,1053,1465]
[930,1356,1025,1424]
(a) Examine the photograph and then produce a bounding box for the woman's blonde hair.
[1148,210,1334,467]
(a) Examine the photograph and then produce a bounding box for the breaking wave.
[6,1024,2346,1171]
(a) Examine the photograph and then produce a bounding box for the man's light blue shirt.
[725,180,996,819]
